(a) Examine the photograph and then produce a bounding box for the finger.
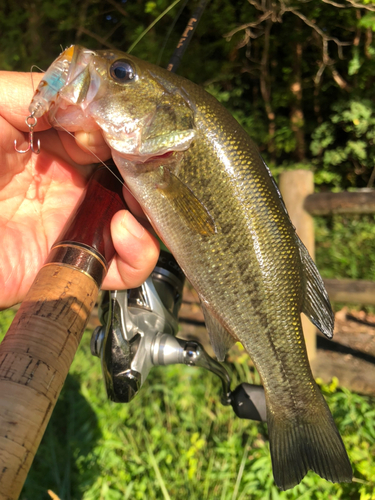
[75,130,112,162]
[122,187,156,233]
[123,188,145,219]
[102,210,159,290]
[27,129,95,181]
[57,130,107,165]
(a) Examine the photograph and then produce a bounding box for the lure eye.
[110,60,135,82]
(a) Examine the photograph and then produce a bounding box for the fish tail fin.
[267,398,352,490]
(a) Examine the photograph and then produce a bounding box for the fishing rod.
[0,164,125,500]
[167,0,210,72]
[0,6,210,495]
[0,2,265,498]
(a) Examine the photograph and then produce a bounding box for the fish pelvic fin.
[267,399,352,490]
[298,237,334,338]
[201,304,236,361]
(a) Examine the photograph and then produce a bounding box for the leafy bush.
[311,100,375,190]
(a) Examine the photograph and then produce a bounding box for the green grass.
[0,311,374,500]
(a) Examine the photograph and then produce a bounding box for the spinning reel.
[91,250,266,422]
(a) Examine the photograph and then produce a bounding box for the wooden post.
[279,170,316,361]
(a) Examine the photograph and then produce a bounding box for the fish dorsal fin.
[201,303,236,362]
[157,168,216,236]
[298,237,334,338]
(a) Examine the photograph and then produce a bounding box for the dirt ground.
[312,307,375,396]
[178,285,375,396]
[88,284,375,397]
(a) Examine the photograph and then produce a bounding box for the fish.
[30,45,352,490]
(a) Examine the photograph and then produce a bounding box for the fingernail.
[121,211,145,238]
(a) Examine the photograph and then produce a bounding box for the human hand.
[0,71,159,309]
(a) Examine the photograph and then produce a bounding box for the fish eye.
[110,60,135,83]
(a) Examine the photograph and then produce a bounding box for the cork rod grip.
[0,262,100,499]
[0,165,125,499]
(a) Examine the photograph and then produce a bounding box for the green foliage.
[2,0,375,193]
[315,214,375,282]
[0,311,373,500]
[359,12,375,31]
[311,100,375,189]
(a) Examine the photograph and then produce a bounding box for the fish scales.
[126,77,312,402]
[33,45,352,490]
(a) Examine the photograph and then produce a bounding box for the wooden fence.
[279,170,375,362]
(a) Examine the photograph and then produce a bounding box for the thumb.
[102,210,159,290]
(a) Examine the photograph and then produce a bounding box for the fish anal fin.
[268,396,352,490]
[158,169,216,236]
[201,304,236,362]
[298,237,334,338]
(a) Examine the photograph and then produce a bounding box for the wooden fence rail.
[279,170,375,361]
[305,190,375,216]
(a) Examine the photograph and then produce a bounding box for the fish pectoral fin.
[157,169,216,236]
[201,304,236,362]
[298,236,334,338]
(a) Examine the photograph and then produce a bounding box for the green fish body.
[34,46,352,490]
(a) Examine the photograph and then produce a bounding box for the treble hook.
[14,114,41,154]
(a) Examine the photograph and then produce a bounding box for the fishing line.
[53,116,128,190]
[127,0,181,54]
[29,65,45,93]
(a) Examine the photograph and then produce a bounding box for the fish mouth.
[113,149,175,165]
[104,135,194,165]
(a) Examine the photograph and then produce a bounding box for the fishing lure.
[14,45,97,155]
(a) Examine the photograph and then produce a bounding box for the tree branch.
[224,11,272,40]
[102,20,125,42]
[322,0,375,9]
[321,0,346,7]
[78,27,118,49]
[346,0,375,11]
[106,0,129,17]
[284,7,351,60]
[259,17,276,157]
[329,66,352,91]
[365,27,373,58]
[247,0,264,11]
[314,60,327,85]
[75,0,91,43]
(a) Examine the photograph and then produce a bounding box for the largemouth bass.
[30,45,352,490]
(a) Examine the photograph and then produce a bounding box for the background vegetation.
[3,0,375,284]
[0,311,374,500]
[3,0,375,190]
[1,0,375,498]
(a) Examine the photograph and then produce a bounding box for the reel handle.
[230,383,267,422]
